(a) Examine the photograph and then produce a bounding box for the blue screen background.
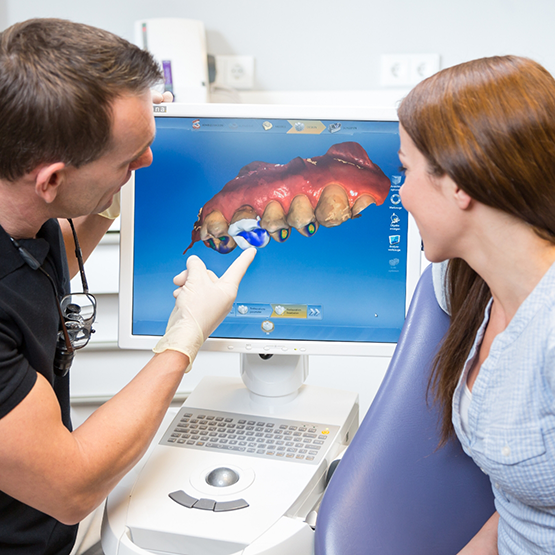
[132,116,407,343]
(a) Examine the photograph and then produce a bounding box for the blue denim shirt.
[434,261,555,554]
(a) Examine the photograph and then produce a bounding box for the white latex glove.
[98,191,121,219]
[153,248,256,369]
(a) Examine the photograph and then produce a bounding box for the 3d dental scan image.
[126,106,413,346]
[183,142,391,254]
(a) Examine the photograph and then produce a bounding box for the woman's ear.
[34,162,66,203]
[453,184,473,210]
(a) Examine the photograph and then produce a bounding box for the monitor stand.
[102,353,359,555]
[240,353,309,406]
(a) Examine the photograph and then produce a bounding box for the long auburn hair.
[398,56,555,444]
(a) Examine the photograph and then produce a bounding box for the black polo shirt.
[0,219,78,554]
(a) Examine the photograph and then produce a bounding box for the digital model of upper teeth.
[183,142,391,254]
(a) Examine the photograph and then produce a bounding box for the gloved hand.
[153,248,256,370]
[151,90,174,103]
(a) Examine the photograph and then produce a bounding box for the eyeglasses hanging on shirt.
[10,219,97,377]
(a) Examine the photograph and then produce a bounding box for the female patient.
[397,56,555,554]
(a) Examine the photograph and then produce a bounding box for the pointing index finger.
[221,248,257,286]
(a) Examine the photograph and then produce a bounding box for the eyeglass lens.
[59,293,96,349]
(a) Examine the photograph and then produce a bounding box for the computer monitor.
[118,103,421,397]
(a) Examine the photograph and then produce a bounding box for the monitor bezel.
[118,102,421,357]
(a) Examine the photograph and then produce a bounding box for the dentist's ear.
[34,162,66,204]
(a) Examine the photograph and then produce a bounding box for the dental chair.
[314,265,495,555]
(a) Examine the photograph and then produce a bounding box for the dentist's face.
[58,91,155,217]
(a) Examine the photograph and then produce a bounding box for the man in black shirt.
[0,19,255,554]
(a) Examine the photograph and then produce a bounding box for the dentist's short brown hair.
[0,18,162,181]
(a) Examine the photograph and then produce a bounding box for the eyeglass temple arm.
[50,285,75,355]
[67,219,90,295]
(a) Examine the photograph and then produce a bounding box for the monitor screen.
[119,103,421,357]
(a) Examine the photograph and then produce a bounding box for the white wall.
[4,0,555,91]
[0,0,6,30]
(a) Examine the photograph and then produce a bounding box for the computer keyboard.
[160,407,340,465]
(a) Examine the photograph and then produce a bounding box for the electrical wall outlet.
[380,54,440,87]
[380,54,411,87]
[214,55,255,90]
[409,54,441,84]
